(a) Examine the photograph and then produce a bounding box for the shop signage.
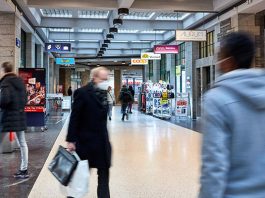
[176,93,189,117]
[141,52,161,60]
[176,30,207,41]
[56,58,75,65]
[131,59,148,65]
[154,45,179,54]
[45,43,71,52]
[16,38,21,48]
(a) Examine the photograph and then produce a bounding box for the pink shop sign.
[154,45,179,54]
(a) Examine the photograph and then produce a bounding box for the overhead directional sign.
[45,43,71,52]
[131,59,148,65]
[176,30,207,41]
[56,58,75,65]
[141,52,161,60]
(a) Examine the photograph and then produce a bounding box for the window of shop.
[199,31,215,58]
[71,70,82,90]
[148,60,153,80]
[160,54,166,81]
[175,43,185,93]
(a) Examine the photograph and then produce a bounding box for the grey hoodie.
[200,69,265,198]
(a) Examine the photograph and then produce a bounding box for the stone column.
[43,52,49,92]
[153,60,160,82]
[49,58,55,93]
[114,69,122,103]
[26,33,35,68]
[36,44,44,68]
[80,70,90,87]
[0,13,21,70]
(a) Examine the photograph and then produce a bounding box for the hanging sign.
[154,45,179,54]
[131,59,148,65]
[56,58,75,65]
[176,30,207,41]
[45,43,71,52]
[141,52,161,60]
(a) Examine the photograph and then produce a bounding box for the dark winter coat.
[118,87,133,105]
[66,82,112,169]
[0,73,27,132]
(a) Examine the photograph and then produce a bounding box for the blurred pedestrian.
[107,86,115,121]
[66,67,111,198]
[128,85,135,114]
[0,62,29,179]
[119,85,133,121]
[67,86,72,96]
[200,32,265,198]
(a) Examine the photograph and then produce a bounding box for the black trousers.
[97,168,110,198]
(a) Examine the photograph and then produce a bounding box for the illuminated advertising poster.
[19,68,46,113]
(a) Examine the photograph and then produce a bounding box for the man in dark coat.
[66,67,111,198]
[0,62,28,179]
[119,85,133,121]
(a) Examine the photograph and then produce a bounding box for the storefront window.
[175,43,185,93]
[199,31,215,58]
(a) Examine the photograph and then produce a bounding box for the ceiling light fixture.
[102,44,108,48]
[118,8,129,16]
[97,54,103,57]
[99,50,104,54]
[97,64,100,67]
[106,34,114,40]
[122,61,126,65]
[113,18,123,27]
[100,47,106,51]
[109,27,118,33]
[104,39,111,44]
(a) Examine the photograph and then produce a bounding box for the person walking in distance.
[128,85,135,114]
[66,67,111,198]
[107,86,115,121]
[119,85,133,121]
[200,32,265,198]
[0,62,29,179]
[67,86,73,96]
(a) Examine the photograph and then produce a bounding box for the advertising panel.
[154,45,179,54]
[56,58,75,65]
[176,30,207,41]
[176,93,189,117]
[45,43,71,52]
[131,59,148,65]
[19,68,46,112]
[141,52,161,60]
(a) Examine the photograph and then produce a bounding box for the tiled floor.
[0,113,69,198]
[29,107,202,198]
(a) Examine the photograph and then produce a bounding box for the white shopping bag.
[60,152,89,198]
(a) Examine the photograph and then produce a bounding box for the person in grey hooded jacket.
[200,32,265,198]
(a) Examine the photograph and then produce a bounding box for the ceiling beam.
[117,0,135,8]
[39,17,182,30]
[49,32,164,41]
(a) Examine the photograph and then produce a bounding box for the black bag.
[48,145,78,186]
[123,92,132,103]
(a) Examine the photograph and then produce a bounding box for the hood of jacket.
[214,69,265,110]
[0,73,25,91]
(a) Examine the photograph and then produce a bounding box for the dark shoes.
[14,170,29,179]
[129,111,133,114]
[109,117,111,121]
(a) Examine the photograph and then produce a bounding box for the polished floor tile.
[29,107,202,198]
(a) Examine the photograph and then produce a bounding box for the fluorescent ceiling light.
[78,10,109,19]
[123,11,155,20]
[141,30,165,34]
[49,28,74,32]
[54,40,75,42]
[79,28,103,33]
[79,40,99,42]
[40,9,72,18]
[155,12,192,21]
[118,29,139,33]
[111,41,128,43]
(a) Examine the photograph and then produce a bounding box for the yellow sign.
[141,52,161,60]
[131,59,148,65]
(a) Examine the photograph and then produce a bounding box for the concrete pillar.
[0,13,21,70]
[36,44,44,68]
[44,52,49,92]
[114,69,122,103]
[26,33,35,68]
[153,60,160,82]
[49,58,55,93]
[80,70,90,87]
